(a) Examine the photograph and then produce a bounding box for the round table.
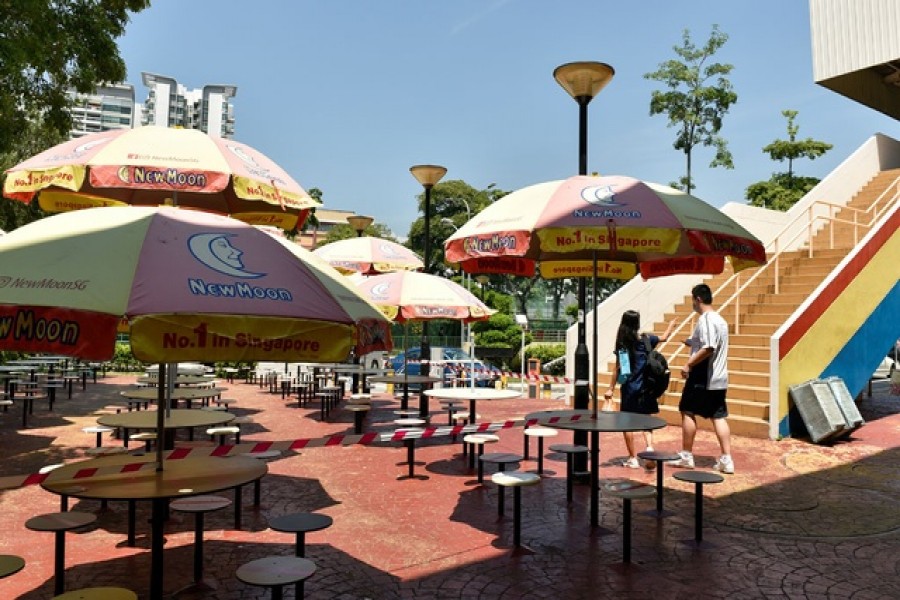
[0,554,25,579]
[545,412,667,528]
[368,374,442,415]
[135,375,218,387]
[98,409,235,450]
[41,453,266,600]
[120,386,224,409]
[424,387,522,426]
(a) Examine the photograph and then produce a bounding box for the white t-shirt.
[687,310,729,390]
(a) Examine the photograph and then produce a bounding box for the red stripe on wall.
[779,207,899,359]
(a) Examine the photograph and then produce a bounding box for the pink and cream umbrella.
[3,126,319,231]
[313,236,424,275]
[0,206,392,464]
[354,270,495,398]
[445,174,767,414]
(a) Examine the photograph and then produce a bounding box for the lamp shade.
[553,62,615,100]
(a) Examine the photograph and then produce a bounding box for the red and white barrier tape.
[0,413,590,490]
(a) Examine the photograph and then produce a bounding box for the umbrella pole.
[402,322,409,410]
[156,363,166,471]
[592,251,599,419]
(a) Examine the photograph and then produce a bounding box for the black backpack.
[641,334,671,400]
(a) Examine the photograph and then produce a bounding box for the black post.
[419,184,433,418]
[572,96,591,475]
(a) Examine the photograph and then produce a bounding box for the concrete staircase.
[603,168,900,438]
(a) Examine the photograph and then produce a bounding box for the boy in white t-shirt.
[672,283,734,474]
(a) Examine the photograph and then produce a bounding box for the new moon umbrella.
[354,270,494,403]
[444,174,766,414]
[313,236,424,274]
[3,126,319,231]
[0,206,392,466]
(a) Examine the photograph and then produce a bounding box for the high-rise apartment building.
[141,72,237,138]
[67,83,136,138]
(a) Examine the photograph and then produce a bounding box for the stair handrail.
[660,174,900,367]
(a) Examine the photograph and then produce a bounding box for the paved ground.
[0,372,898,599]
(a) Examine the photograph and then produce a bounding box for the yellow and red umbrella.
[445,174,766,278]
[3,126,319,231]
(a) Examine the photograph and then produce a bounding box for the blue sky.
[117,1,897,237]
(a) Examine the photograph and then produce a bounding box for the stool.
[128,432,156,451]
[673,470,724,542]
[463,433,499,470]
[213,398,235,409]
[348,393,371,403]
[394,426,427,480]
[345,404,370,434]
[393,409,420,418]
[480,453,523,514]
[25,511,97,595]
[242,450,281,506]
[490,471,540,548]
[523,427,558,474]
[51,587,137,600]
[236,556,316,600]
[0,554,25,579]
[269,512,334,557]
[604,480,657,563]
[82,425,114,447]
[439,400,465,425]
[207,425,241,445]
[170,495,232,586]
[637,450,680,515]
[549,443,589,503]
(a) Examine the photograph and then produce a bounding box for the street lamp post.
[410,164,447,417]
[554,61,614,474]
[346,215,373,238]
[346,215,374,393]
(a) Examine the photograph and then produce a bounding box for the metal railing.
[661,173,900,364]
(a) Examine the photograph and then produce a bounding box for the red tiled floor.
[1,374,899,599]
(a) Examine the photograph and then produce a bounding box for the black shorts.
[679,387,728,419]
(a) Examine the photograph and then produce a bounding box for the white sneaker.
[713,455,735,474]
[622,456,641,469]
[672,451,694,469]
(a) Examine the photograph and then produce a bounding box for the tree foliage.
[645,25,737,194]
[0,0,150,156]
[746,110,832,211]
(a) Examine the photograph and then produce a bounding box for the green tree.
[408,179,507,272]
[746,110,832,211]
[645,25,737,194]
[0,116,64,231]
[0,0,151,156]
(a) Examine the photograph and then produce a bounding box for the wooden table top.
[98,409,234,431]
[135,375,218,386]
[41,454,266,501]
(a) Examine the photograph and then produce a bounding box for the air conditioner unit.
[824,376,865,430]
[788,379,848,443]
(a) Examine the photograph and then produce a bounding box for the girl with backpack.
[604,310,675,468]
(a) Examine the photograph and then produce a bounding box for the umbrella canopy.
[353,271,494,323]
[3,126,319,231]
[0,206,392,363]
[445,174,766,279]
[313,236,424,274]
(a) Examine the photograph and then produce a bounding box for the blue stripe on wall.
[778,280,900,438]
[821,279,900,396]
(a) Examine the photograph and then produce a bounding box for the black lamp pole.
[554,61,614,475]
[410,165,447,417]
